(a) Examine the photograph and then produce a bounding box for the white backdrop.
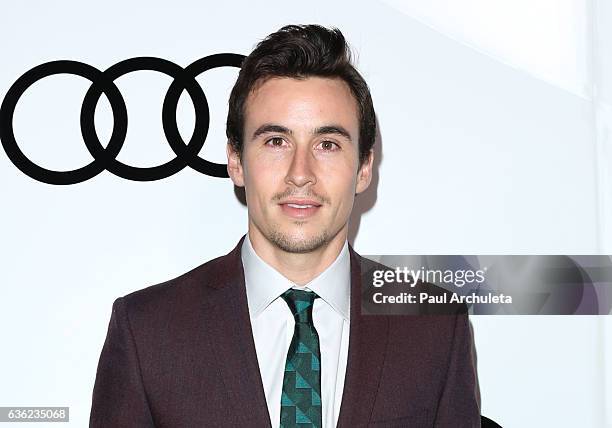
[1,1,611,427]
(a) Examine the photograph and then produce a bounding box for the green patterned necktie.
[279,288,322,428]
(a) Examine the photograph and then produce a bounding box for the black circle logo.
[0,54,244,184]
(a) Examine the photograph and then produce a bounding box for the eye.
[318,140,340,151]
[265,137,286,147]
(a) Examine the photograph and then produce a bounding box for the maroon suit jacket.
[90,235,480,427]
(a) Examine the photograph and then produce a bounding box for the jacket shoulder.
[117,242,242,321]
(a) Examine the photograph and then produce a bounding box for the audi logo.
[0,54,245,185]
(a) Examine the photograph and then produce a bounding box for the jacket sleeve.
[434,312,481,427]
[89,297,155,427]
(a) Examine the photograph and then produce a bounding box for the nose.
[285,144,316,188]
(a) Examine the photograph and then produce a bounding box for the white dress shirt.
[241,234,351,428]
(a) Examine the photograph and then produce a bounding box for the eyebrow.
[251,123,353,142]
[252,124,292,139]
[314,125,353,141]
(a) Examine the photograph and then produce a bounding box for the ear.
[355,149,374,195]
[226,142,245,187]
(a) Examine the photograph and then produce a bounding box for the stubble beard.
[265,221,331,254]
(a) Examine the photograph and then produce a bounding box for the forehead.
[244,76,359,131]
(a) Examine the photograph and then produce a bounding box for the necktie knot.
[280,288,319,324]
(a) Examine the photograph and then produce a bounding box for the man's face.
[227,76,373,254]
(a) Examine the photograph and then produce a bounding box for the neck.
[247,226,347,286]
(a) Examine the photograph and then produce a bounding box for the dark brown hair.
[226,24,376,166]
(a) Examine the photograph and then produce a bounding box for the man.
[90,24,480,427]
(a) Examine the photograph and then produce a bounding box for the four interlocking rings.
[0,54,244,184]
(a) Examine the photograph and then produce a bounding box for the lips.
[279,199,322,207]
[278,199,322,219]
[286,203,316,208]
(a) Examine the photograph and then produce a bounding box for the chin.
[266,228,330,254]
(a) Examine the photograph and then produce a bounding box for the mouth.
[278,200,322,219]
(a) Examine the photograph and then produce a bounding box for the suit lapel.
[336,246,390,427]
[201,236,389,427]
[201,235,272,427]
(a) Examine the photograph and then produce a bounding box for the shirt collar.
[241,233,350,322]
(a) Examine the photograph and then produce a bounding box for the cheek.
[318,149,360,180]
[243,162,282,203]
[325,162,358,190]
[328,175,358,213]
